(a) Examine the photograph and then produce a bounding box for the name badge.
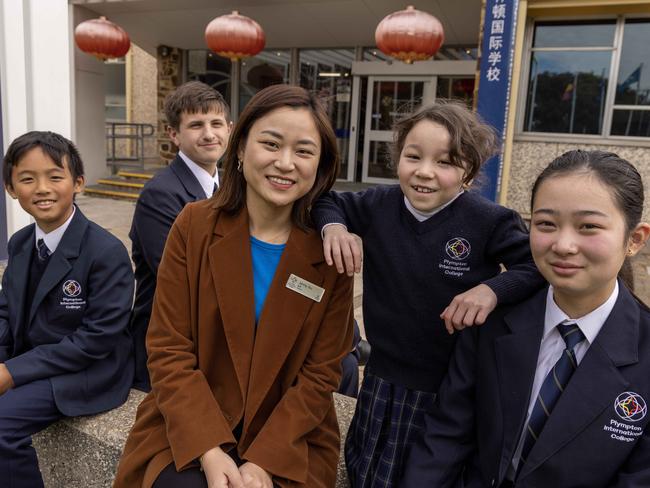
[285,274,325,302]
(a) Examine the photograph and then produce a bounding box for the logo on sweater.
[615,392,647,422]
[445,237,471,261]
[62,280,82,297]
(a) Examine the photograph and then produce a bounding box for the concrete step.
[84,185,140,200]
[96,177,148,190]
[34,390,355,487]
[116,170,156,180]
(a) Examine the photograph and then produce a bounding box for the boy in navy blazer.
[129,81,232,390]
[0,131,134,488]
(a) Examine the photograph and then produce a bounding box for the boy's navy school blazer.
[402,282,650,488]
[129,155,208,387]
[0,207,134,416]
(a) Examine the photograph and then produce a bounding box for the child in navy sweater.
[311,100,544,487]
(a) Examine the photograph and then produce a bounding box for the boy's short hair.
[164,81,231,130]
[3,131,85,188]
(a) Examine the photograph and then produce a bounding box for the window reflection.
[532,21,615,48]
[240,50,290,113]
[615,20,650,107]
[186,50,232,107]
[299,49,354,178]
[524,51,610,134]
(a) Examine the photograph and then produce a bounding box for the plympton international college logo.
[615,392,647,422]
[445,237,471,261]
[62,280,82,298]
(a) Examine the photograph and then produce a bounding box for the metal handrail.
[105,122,156,170]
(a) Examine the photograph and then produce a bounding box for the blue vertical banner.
[476,0,519,201]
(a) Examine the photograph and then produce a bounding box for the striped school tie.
[36,238,51,261]
[519,322,585,468]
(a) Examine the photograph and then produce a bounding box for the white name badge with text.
[286,274,325,303]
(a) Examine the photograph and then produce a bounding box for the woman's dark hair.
[531,150,644,293]
[213,84,340,231]
[391,99,498,185]
[3,131,85,188]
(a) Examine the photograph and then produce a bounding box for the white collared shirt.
[34,205,76,254]
[509,282,619,475]
[178,150,219,198]
[403,190,464,222]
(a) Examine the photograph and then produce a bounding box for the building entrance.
[361,76,436,183]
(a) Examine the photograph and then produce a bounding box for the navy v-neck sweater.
[312,186,544,392]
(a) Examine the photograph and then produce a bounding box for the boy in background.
[0,131,134,488]
[130,81,231,390]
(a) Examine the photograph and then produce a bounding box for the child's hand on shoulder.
[322,224,363,276]
[441,284,497,334]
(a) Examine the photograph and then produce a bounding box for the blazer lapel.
[519,284,638,479]
[245,226,325,421]
[8,228,34,343]
[29,208,88,325]
[495,289,547,479]
[170,155,208,200]
[208,209,256,399]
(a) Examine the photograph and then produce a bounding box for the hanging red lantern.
[74,16,130,61]
[375,5,444,64]
[205,10,265,61]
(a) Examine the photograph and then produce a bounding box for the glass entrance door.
[362,76,436,183]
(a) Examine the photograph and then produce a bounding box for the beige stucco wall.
[506,140,650,221]
[129,44,158,162]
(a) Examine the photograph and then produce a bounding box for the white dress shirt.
[403,190,464,222]
[178,150,219,198]
[508,282,619,476]
[34,205,76,254]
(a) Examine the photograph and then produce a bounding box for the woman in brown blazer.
[114,85,354,488]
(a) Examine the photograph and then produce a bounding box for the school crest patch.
[445,237,471,261]
[62,280,82,298]
[615,392,647,422]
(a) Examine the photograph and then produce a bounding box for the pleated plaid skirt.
[344,370,436,488]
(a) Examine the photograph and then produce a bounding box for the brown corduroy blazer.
[113,198,354,488]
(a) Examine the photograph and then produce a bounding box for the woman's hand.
[239,462,273,488]
[322,224,363,276]
[0,364,14,396]
[440,284,498,334]
[200,446,244,488]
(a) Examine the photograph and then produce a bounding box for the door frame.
[361,76,437,184]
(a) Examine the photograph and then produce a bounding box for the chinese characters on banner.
[476,0,519,201]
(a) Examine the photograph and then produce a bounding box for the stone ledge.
[34,389,355,488]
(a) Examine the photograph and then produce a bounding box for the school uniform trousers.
[114,201,355,488]
[401,284,650,488]
[0,208,134,488]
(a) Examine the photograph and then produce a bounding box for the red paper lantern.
[375,5,444,64]
[205,10,265,61]
[74,16,130,60]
